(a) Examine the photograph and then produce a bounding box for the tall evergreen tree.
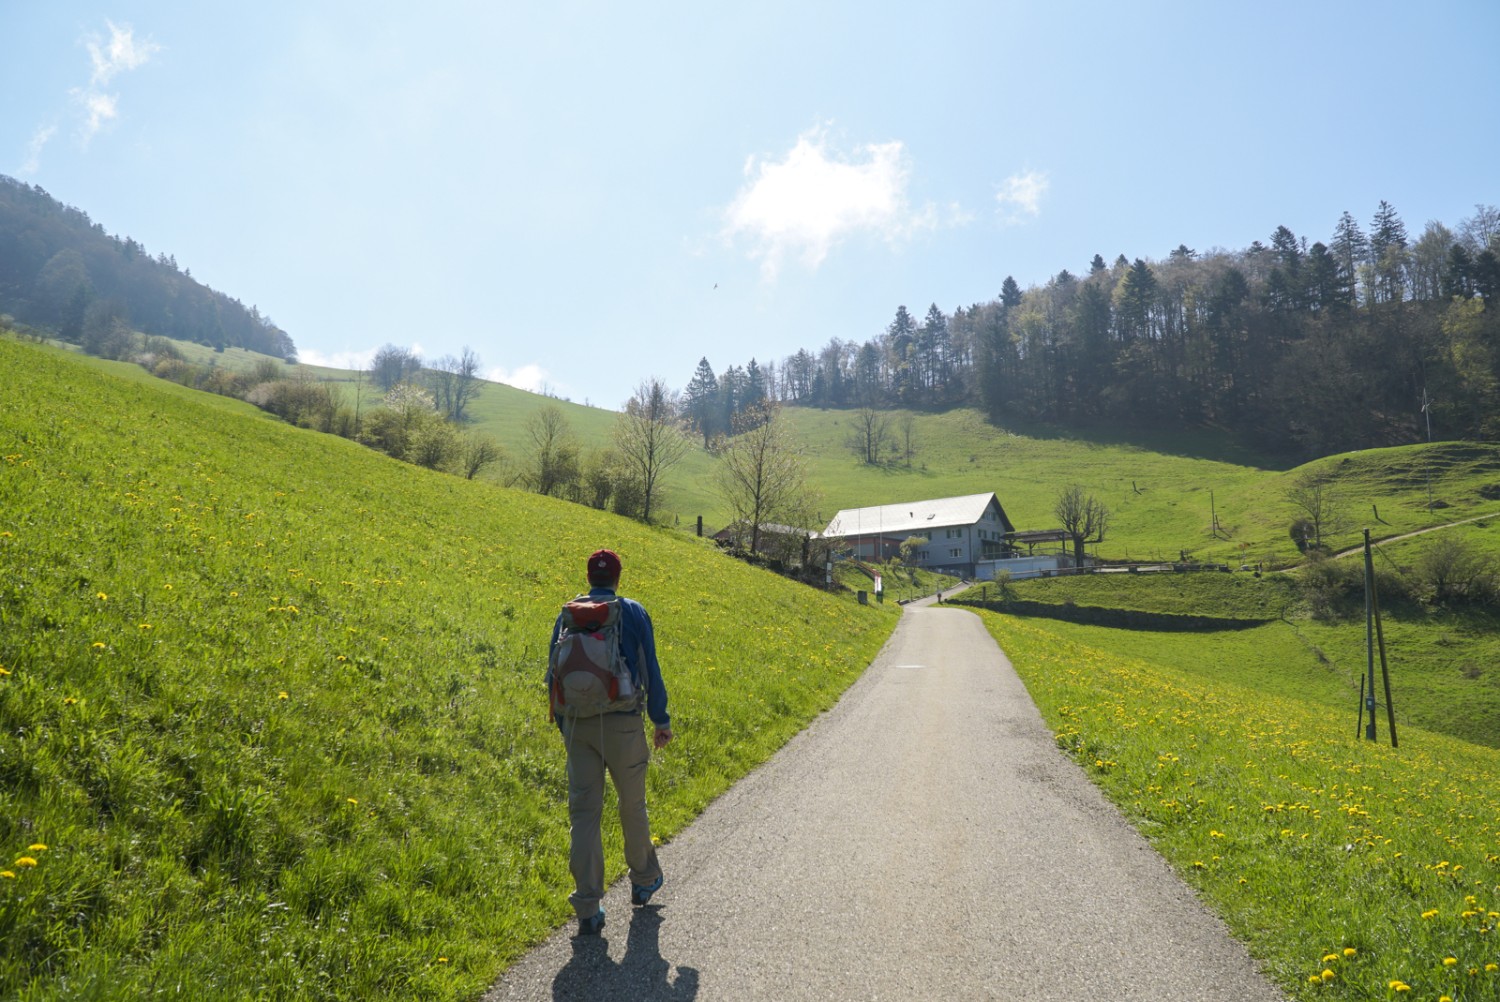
[683,356,720,446]
[1331,210,1368,303]
[1369,200,1410,303]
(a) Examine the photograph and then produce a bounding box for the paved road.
[485,603,1287,1001]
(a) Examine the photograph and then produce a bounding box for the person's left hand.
[653,727,674,750]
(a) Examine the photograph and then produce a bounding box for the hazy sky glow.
[4,2,1497,408]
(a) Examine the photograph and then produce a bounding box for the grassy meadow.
[109,339,1500,568]
[0,336,898,1000]
[12,330,1500,1002]
[980,611,1500,1001]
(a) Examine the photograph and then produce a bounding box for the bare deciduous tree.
[846,406,892,464]
[1285,474,1345,550]
[429,347,483,422]
[458,431,503,480]
[614,377,688,523]
[525,404,579,497]
[1054,485,1110,568]
[714,403,815,554]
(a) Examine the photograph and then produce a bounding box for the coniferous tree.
[683,356,720,446]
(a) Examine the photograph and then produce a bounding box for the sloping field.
[983,612,1500,1001]
[0,337,897,1000]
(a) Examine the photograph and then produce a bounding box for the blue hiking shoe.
[631,876,663,906]
[577,906,605,936]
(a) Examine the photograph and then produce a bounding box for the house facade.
[821,492,1018,578]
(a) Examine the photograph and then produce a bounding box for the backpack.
[548,596,640,720]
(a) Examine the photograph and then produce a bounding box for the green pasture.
[981,611,1500,1001]
[962,566,1500,751]
[0,335,897,1000]
[105,337,1500,569]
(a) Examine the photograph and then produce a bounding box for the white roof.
[822,492,1010,538]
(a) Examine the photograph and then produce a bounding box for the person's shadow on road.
[551,907,699,1001]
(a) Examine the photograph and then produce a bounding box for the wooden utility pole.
[1361,529,1398,747]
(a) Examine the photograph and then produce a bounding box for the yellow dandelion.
[62,697,78,706]
[27,844,46,852]
[97,592,108,600]
[1440,997,1452,1002]
[1486,963,1498,972]
[0,871,14,879]
[0,667,10,676]
[277,691,289,700]
[138,623,153,630]
[437,957,448,964]
[14,857,37,868]
[1307,975,1321,985]
[162,583,172,590]
[1343,948,1356,958]
[1444,957,1458,967]
[1320,969,1335,982]
[1322,953,1340,964]
[346,798,358,805]
[1422,909,1440,919]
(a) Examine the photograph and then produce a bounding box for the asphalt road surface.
[485,601,1287,1001]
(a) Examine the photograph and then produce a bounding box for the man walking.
[547,549,673,936]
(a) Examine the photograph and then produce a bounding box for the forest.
[0,174,295,360]
[687,203,1500,459]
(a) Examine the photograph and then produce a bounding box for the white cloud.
[19,125,56,175]
[486,364,550,393]
[298,347,379,371]
[75,91,119,138]
[723,126,940,280]
[995,170,1049,223]
[72,21,159,143]
[88,21,160,86]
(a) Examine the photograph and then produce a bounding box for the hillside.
[0,335,897,999]
[103,337,1500,577]
[0,175,294,359]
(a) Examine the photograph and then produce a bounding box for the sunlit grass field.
[980,612,1500,1001]
[0,336,898,1000]
[112,336,1500,570]
[963,550,1500,751]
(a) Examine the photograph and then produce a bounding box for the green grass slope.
[959,568,1500,750]
[0,337,897,1000]
[777,407,1500,569]
[981,612,1500,1002]
[145,346,1500,571]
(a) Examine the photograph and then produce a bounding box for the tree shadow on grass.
[552,907,699,1001]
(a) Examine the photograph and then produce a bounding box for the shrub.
[1415,535,1499,607]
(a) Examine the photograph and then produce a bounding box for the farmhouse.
[822,492,1076,580]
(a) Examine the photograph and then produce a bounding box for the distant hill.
[0,174,294,358]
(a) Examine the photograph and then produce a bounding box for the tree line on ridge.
[686,202,1500,459]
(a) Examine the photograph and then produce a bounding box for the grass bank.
[980,611,1500,1001]
[0,336,898,1000]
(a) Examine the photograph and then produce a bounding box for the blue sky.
[5,1,1498,410]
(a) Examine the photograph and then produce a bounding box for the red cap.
[587,549,621,586]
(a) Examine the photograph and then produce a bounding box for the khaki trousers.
[561,712,663,918]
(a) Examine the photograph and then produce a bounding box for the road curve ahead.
[486,605,1286,1002]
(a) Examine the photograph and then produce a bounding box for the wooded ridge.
[0,174,295,361]
[683,203,1500,460]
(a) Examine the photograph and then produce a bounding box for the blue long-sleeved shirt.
[548,587,670,730]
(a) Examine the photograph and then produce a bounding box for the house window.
[950,548,962,558]
[946,528,962,539]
